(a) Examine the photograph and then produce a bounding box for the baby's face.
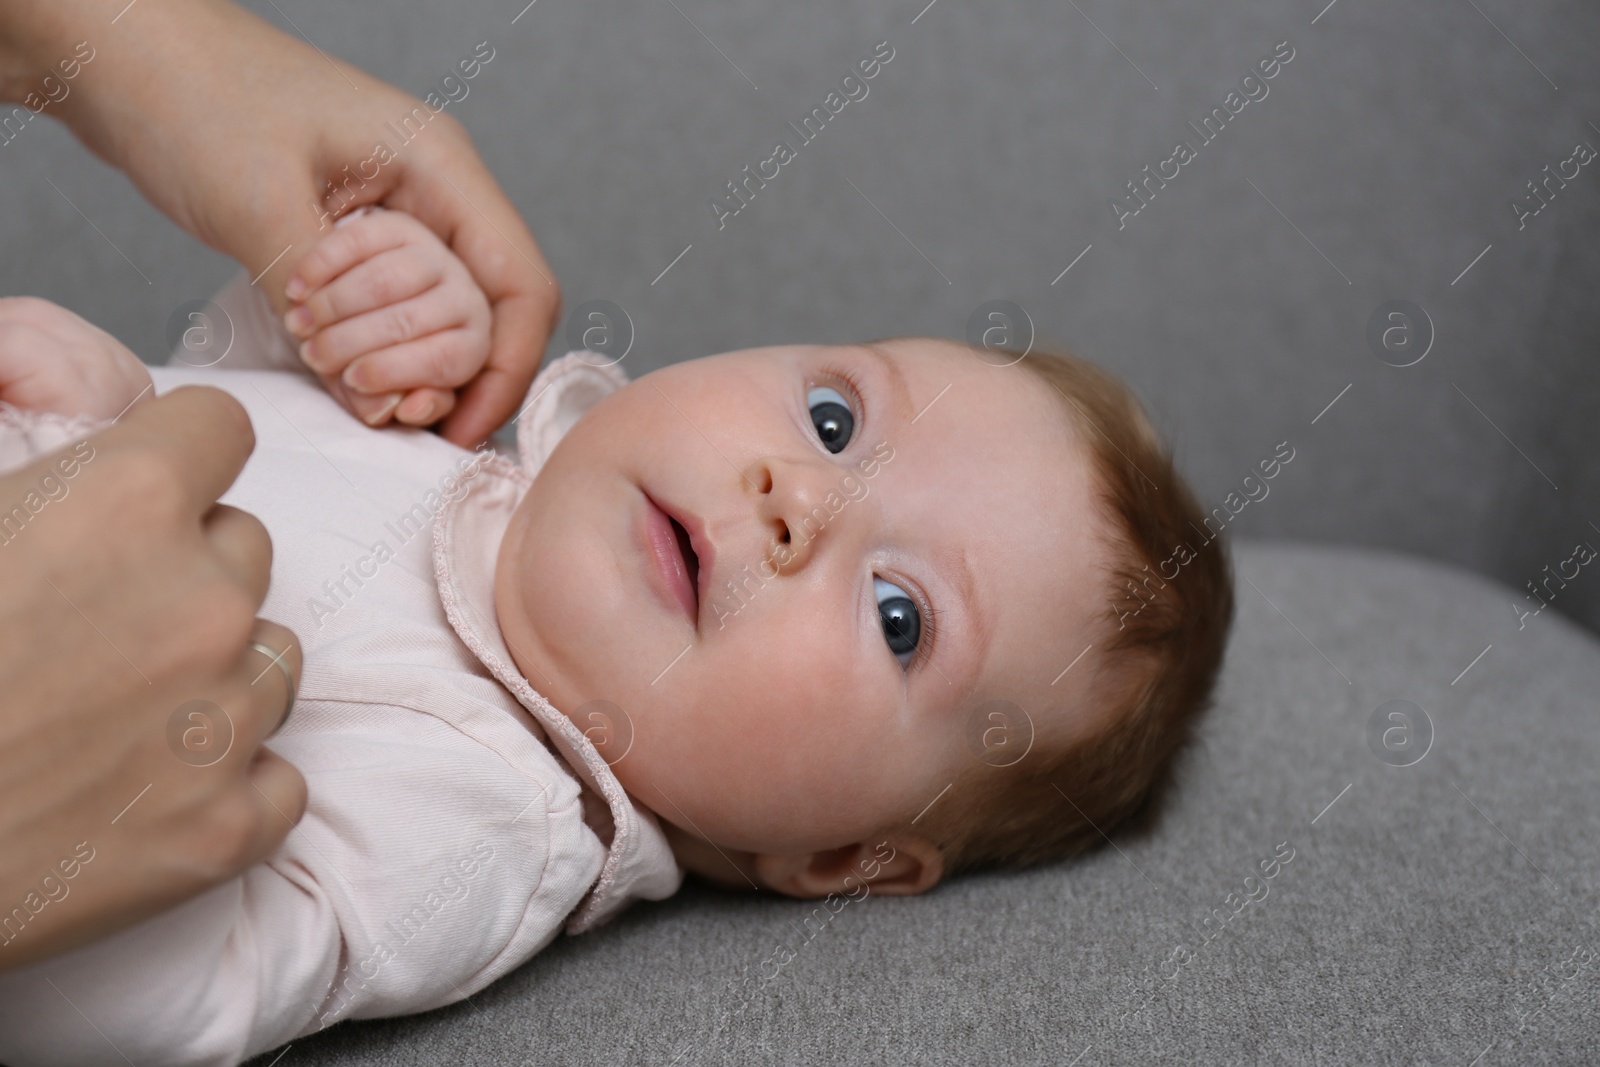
[494,339,1113,859]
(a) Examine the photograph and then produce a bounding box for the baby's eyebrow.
[929,536,992,697]
[852,343,994,692]
[856,344,914,425]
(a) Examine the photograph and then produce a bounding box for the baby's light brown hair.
[884,338,1235,878]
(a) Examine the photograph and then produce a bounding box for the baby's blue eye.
[875,578,921,668]
[808,386,854,454]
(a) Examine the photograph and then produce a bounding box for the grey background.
[2,0,1596,634]
[1,0,1597,1063]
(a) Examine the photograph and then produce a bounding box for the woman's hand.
[0,0,560,448]
[0,386,307,971]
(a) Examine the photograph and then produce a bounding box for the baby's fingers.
[335,385,454,429]
[300,289,466,380]
[339,384,405,427]
[339,328,486,395]
[284,209,424,302]
[394,387,456,427]
[285,247,443,339]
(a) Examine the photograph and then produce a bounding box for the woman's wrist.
[0,0,75,99]
[37,0,216,151]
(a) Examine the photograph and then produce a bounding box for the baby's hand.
[0,297,153,420]
[282,207,493,428]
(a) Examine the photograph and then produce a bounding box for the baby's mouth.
[640,489,704,627]
[667,515,700,609]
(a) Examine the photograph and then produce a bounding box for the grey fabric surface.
[242,540,1600,1065]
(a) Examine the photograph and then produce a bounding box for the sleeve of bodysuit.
[194,267,316,376]
[191,206,379,377]
[0,400,105,479]
[0,700,605,1067]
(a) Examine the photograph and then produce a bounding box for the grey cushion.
[248,540,1600,1065]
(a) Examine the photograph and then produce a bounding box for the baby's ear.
[754,836,944,899]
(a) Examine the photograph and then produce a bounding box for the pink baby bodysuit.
[0,271,682,1066]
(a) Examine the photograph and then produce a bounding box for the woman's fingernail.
[363,393,404,426]
[285,277,307,301]
[284,307,311,336]
[298,339,318,370]
[342,362,367,391]
[398,393,435,423]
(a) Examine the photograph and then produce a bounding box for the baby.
[0,207,1233,1065]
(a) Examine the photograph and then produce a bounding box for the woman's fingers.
[116,386,256,521]
[237,618,302,746]
[201,503,273,608]
[241,747,309,866]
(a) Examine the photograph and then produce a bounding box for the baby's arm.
[282,207,492,429]
[0,297,152,420]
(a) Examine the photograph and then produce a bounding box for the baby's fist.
[282,206,492,428]
[0,297,153,420]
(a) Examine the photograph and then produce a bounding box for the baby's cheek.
[703,655,869,757]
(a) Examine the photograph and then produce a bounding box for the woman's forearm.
[0,0,560,448]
